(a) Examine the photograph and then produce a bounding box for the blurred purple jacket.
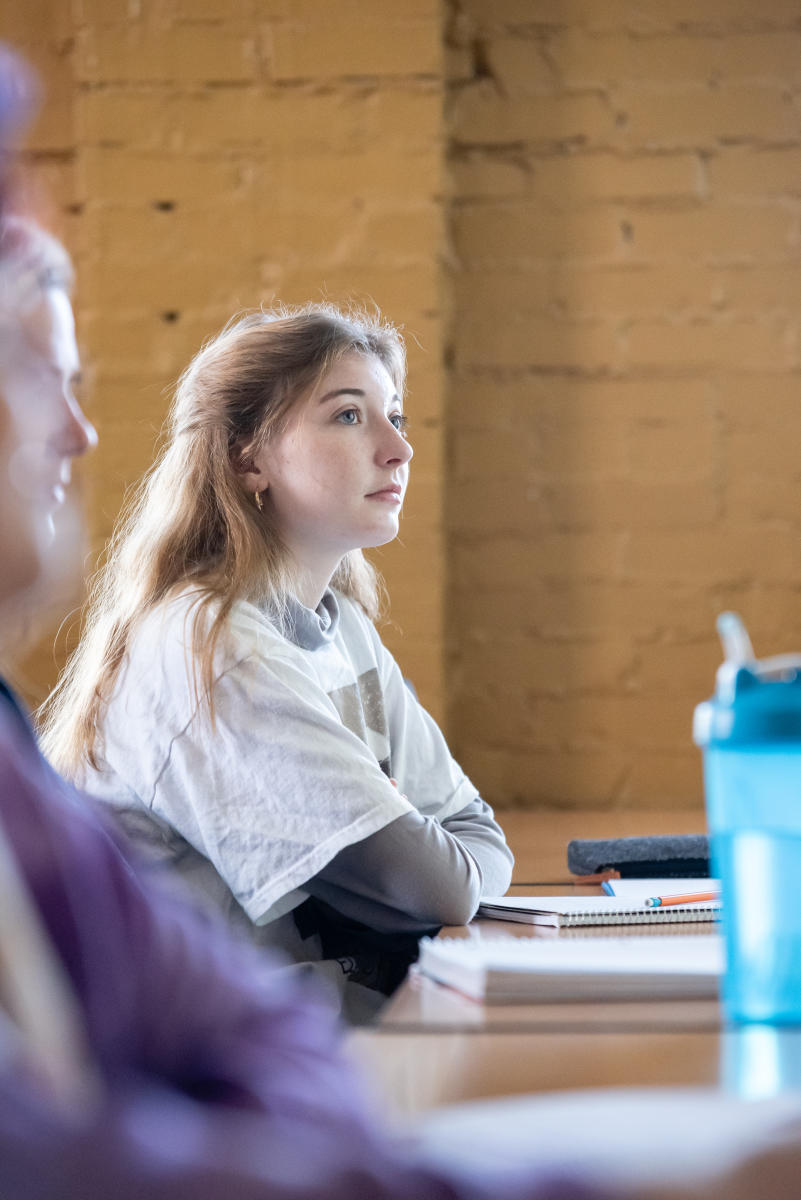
[0,681,600,1200]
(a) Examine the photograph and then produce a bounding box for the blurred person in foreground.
[0,44,603,1200]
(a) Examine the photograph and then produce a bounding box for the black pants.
[293,896,437,997]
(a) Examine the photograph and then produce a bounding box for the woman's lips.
[366,486,402,503]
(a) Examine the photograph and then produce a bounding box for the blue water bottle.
[694,613,801,1023]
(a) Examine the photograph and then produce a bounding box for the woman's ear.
[230,441,265,491]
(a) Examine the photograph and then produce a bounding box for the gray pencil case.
[567,833,710,878]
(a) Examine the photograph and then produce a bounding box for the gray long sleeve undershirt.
[304,797,513,934]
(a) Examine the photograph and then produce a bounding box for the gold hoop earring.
[254,490,263,512]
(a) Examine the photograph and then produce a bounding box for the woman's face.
[249,351,413,585]
[0,287,96,607]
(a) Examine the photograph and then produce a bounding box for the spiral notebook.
[477,893,721,928]
[417,934,723,1003]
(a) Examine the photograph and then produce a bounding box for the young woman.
[41,306,513,1009]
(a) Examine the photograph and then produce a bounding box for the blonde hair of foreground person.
[39,304,406,774]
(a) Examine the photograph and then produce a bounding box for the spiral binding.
[560,905,720,926]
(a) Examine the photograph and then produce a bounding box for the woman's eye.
[337,409,359,425]
[390,413,409,432]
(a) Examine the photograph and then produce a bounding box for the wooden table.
[348,926,723,1116]
[348,811,801,1197]
[347,807,727,1116]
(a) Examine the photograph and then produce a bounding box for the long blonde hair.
[40,303,406,774]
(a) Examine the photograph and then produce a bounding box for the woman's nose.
[59,397,97,459]
[382,423,413,466]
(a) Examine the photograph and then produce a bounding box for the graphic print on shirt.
[328,668,391,776]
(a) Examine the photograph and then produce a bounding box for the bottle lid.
[693,613,801,747]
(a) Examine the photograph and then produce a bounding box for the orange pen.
[645,890,720,908]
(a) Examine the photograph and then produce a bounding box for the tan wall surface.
[8,1,801,812]
[445,0,801,810]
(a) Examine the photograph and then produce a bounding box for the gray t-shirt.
[81,588,513,981]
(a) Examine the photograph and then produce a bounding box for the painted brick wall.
[9,1,801,812]
[11,0,448,722]
[445,0,801,809]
